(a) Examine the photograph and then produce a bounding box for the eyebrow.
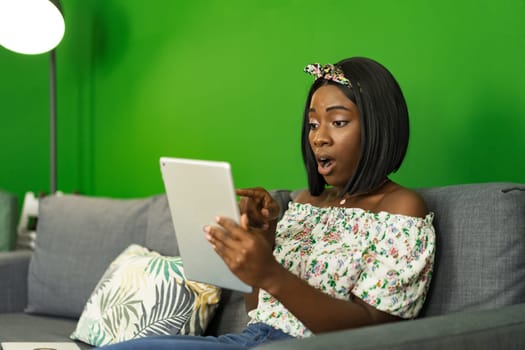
[309,105,352,113]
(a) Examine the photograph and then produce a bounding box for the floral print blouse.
[248,202,436,338]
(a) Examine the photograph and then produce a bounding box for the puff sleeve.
[352,213,436,318]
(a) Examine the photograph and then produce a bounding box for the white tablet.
[160,157,252,293]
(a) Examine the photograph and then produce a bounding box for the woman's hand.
[236,187,280,248]
[204,214,282,291]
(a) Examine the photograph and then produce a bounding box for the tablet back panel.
[160,157,252,293]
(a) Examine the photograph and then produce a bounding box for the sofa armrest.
[0,250,31,313]
[256,303,525,350]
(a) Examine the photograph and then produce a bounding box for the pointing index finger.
[236,188,265,200]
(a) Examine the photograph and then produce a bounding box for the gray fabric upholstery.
[144,194,180,257]
[417,183,525,316]
[205,289,250,336]
[0,313,90,349]
[0,250,31,313]
[26,194,154,318]
[0,190,17,251]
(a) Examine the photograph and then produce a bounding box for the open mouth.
[318,157,333,169]
[317,156,335,175]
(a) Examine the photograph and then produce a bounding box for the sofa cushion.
[0,313,91,349]
[417,183,525,316]
[144,195,180,257]
[71,244,220,346]
[0,190,17,251]
[204,289,250,336]
[26,194,156,318]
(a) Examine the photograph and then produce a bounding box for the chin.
[323,175,350,189]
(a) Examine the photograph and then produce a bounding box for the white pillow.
[70,244,221,346]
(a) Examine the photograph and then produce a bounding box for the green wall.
[1,0,524,206]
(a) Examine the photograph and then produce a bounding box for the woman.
[100,57,436,349]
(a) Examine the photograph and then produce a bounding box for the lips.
[316,155,335,176]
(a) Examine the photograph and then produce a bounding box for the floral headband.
[304,63,352,88]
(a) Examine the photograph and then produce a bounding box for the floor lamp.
[0,0,65,194]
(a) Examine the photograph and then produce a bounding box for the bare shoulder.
[293,189,329,206]
[293,190,313,204]
[376,184,429,219]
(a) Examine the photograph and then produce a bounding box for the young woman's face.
[308,84,361,190]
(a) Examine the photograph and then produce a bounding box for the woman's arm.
[206,215,399,333]
[264,262,399,333]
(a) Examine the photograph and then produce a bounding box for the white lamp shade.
[0,0,65,55]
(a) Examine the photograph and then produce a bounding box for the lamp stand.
[50,49,57,194]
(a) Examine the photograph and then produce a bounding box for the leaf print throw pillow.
[70,244,221,347]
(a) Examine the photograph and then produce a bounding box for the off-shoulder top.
[248,202,436,338]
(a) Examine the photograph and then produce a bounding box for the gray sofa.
[0,190,17,252]
[1,182,524,349]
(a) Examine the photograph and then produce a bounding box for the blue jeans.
[95,323,294,350]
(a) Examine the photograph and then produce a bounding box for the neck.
[338,178,390,205]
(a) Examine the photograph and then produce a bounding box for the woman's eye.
[333,120,349,127]
[309,122,319,130]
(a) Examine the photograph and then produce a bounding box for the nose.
[312,125,331,147]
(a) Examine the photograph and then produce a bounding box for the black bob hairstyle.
[301,57,410,197]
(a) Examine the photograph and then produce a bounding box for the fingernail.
[205,233,212,241]
[203,225,210,233]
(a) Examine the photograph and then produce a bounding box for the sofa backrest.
[25,183,525,332]
[26,195,173,318]
[416,183,525,317]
